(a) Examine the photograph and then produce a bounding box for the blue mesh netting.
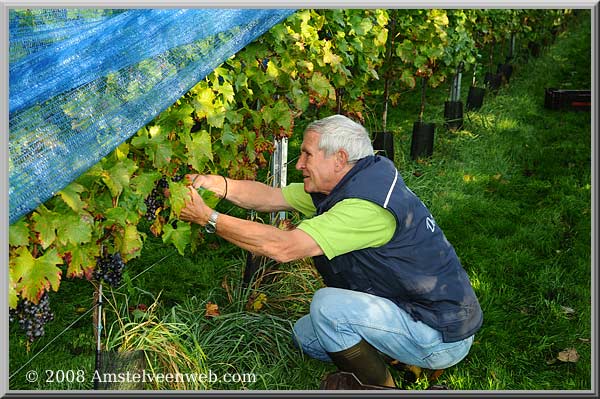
[9,8,295,224]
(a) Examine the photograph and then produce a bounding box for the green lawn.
[8,11,592,392]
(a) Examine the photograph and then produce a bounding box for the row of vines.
[8,9,576,342]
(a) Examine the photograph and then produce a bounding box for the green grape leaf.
[167,181,191,217]
[11,247,62,303]
[131,171,162,198]
[114,224,143,262]
[104,207,129,227]
[152,139,174,169]
[186,130,213,172]
[157,102,194,133]
[102,158,138,198]
[206,104,227,128]
[220,123,239,146]
[263,100,293,131]
[131,127,150,148]
[31,209,60,250]
[162,222,191,256]
[198,188,220,208]
[9,219,30,247]
[218,81,236,104]
[308,72,335,100]
[56,213,93,246]
[58,182,86,213]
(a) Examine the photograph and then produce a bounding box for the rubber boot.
[326,340,395,388]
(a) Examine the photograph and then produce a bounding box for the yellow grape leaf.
[115,224,143,261]
[58,182,86,213]
[9,219,30,247]
[557,348,579,363]
[205,302,220,318]
[9,271,18,308]
[11,247,62,303]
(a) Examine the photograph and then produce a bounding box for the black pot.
[528,41,541,57]
[372,131,394,162]
[410,122,435,160]
[466,86,485,111]
[443,101,463,131]
[497,63,513,83]
[484,72,502,92]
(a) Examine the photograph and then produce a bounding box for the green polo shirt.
[281,183,396,260]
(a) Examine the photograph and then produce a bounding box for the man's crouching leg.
[327,339,395,388]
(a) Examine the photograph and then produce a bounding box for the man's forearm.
[225,179,294,213]
[214,213,323,263]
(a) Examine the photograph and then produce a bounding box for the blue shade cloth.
[9,8,296,224]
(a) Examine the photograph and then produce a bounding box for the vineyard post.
[94,282,103,390]
[270,137,288,225]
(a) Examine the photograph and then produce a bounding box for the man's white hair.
[304,114,374,162]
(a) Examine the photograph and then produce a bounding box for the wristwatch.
[205,210,219,234]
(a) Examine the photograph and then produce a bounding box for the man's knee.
[310,287,342,322]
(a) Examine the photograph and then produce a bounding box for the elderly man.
[180,114,483,389]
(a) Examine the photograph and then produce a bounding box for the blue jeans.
[292,287,474,370]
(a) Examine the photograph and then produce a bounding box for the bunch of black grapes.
[93,252,125,288]
[144,175,184,221]
[9,292,54,342]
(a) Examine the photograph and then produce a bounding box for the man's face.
[296,130,338,194]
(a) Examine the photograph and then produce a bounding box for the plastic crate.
[544,88,591,111]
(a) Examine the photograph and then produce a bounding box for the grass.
[8,11,593,392]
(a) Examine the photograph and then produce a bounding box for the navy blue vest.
[310,155,483,342]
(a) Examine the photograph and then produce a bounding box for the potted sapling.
[411,76,435,160]
[372,13,398,162]
[466,63,486,111]
[444,61,465,131]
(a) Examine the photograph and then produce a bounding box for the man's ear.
[335,149,350,169]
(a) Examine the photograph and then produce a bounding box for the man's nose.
[296,156,304,170]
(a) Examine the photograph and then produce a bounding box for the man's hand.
[179,186,212,226]
[186,174,226,199]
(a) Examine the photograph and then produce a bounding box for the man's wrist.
[205,210,219,233]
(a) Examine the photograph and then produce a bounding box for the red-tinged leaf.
[115,224,143,262]
[11,247,62,303]
[400,69,417,89]
[67,244,100,279]
[162,222,191,256]
[9,219,30,247]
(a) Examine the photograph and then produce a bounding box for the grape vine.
[8,9,574,342]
